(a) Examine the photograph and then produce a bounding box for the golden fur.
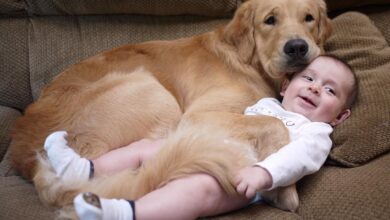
[10,0,331,214]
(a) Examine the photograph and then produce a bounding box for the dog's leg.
[63,71,182,160]
[65,132,113,159]
[33,70,182,208]
[261,184,299,212]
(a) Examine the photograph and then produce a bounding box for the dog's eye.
[264,16,276,25]
[305,14,314,22]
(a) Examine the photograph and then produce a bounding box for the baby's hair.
[319,54,359,109]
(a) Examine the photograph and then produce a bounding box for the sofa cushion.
[211,205,302,220]
[0,17,33,110]
[0,175,54,220]
[297,153,390,219]
[0,0,25,15]
[0,106,21,161]
[3,0,389,16]
[325,0,389,11]
[368,9,390,44]
[23,0,240,17]
[325,12,390,167]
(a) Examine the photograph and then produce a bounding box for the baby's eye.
[302,75,313,81]
[325,87,336,95]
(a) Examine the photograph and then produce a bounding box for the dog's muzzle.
[284,39,308,59]
[283,39,310,72]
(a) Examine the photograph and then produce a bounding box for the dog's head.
[224,0,332,78]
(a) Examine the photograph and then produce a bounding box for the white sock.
[74,192,134,220]
[44,131,91,182]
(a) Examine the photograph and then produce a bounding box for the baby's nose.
[308,84,320,94]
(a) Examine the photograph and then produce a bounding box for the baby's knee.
[137,138,165,162]
[192,174,219,191]
[191,174,225,206]
[189,174,246,217]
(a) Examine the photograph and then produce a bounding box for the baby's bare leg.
[75,173,250,220]
[93,139,165,177]
[136,173,250,219]
[44,132,165,182]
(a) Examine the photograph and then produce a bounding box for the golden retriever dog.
[9,0,331,215]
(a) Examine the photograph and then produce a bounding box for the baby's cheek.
[320,102,340,120]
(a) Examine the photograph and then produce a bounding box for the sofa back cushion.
[325,12,390,167]
[2,0,389,16]
[0,18,33,110]
[325,0,389,11]
[1,0,240,16]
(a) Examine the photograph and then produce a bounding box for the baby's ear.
[280,79,290,96]
[330,109,351,126]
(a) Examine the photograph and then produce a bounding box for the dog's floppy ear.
[223,1,256,63]
[316,0,332,52]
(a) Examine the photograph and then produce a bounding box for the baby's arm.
[257,123,333,190]
[235,123,333,198]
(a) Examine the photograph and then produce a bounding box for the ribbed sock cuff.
[89,160,94,179]
[127,200,136,220]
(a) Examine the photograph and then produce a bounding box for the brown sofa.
[1,0,389,219]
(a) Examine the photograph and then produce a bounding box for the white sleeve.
[244,101,262,115]
[256,123,333,190]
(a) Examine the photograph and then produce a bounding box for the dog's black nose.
[284,39,308,59]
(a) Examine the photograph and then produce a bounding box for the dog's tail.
[33,152,86,208]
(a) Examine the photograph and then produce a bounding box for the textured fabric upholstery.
[368,8,390,43]
[1,0,241,16]
[0,0,389,219]
[297,153,390,220]
[326,12,390,166]
[0,18,32,110]
[3,0,390,16]
[0,106,21,160]
[326,0,390,11]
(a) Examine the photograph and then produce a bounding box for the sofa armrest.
[0,105,21,161]
[297,153,390,219]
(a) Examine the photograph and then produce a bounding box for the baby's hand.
[235,166,272,199]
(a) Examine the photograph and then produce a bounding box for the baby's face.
[280,56,354,125]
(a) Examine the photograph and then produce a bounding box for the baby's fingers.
[236,182,248,196]
[245,186,257,199]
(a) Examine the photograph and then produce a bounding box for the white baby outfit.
[244,98,333,190]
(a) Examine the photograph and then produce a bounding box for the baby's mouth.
[300,96,316,107]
